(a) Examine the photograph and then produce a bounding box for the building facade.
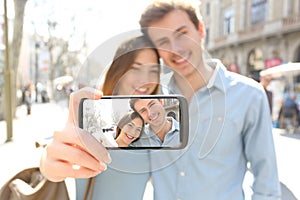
[200,0,300,80]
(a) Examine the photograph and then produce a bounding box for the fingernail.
[99,161,107,171]
[94,90,102,98]
[104,153,111,164]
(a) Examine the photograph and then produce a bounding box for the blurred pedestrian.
[23,83,32,115]
[260,74,273,115]
[278,92,300,129]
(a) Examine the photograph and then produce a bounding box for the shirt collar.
[169,117,179,132]
[146,117,179,136]
[205,59,226,93]
[167,59,227,94]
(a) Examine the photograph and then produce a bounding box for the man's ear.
[198,21,205,39]
[159,99,164,106]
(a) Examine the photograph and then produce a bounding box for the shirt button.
[218,116,222,121]
[177,198,181,200]
[179,171,185,176]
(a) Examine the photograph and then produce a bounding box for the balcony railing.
[211,14,300,50]
[283,14,300,26]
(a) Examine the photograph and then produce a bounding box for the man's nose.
[167,39,183,54]
[149,107,156,118]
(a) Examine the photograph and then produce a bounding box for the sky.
[23,0,154,53]
[22,0,200,53]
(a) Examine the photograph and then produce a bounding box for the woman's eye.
[130,66,140,71]
[156,40,169,48]
[136,128,142,134]
[150,69,159,74]
[127,123,133,128]
[139,109,146,114]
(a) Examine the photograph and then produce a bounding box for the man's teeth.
[174,53,189,63]
[175,57,186,63]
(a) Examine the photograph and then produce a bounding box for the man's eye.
[158,42,166,46]
[149,103,155,108]
[175,31,187,38]
[156,40,168,48]
[150,68,159,74]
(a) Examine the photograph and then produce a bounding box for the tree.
[28,0,92,100]
[1,0,28,118]
[44,19,84,100]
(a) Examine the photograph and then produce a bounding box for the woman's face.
[118,117,143,146]
[117,48,160,95]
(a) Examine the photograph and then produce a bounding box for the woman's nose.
[137,70,150,85]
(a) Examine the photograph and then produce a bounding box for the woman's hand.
[40,87,111,182]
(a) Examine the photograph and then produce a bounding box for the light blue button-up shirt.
[132,117,180,147]
[150,60,281,200]
[76,59,281,200]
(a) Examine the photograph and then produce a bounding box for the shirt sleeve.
[243,89,281,200]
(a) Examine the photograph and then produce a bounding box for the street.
[273,128,300,199]
[0,102,68,187]
[0,102,299,199]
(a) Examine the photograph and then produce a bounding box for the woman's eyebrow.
[133,61,143,66]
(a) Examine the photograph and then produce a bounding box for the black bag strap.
[82,177,95,200]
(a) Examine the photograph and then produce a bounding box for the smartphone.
[78,95,189,149]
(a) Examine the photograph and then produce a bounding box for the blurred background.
[0,0,300,199]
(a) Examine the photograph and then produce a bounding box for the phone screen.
[78,95,188,149]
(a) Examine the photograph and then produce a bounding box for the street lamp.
[35,42,40,102]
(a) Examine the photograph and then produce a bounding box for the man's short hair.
[139,1,201,38]
[129,98,140,112]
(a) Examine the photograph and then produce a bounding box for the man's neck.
[174,64,213,102]
[151,119,172,142]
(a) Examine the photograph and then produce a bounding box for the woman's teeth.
[126,134,134,139]
[135,87,147,93]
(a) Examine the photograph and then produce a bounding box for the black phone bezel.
[78,95,189,150]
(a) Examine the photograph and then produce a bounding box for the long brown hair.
[101,35,160,95]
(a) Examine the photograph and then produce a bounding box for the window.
[206,3,210,16]
[251,0,267,24]
[224,9,234,35]
[287,0,294,15]
[205,28,209,45]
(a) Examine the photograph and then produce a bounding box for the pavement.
[0,101,69,188]
[0,102,299,199]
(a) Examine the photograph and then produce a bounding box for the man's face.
[147,10,204,79]
[134,99,165,128]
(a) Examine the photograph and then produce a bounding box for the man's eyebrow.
[147,100,155,107]
[175,26,187,34]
